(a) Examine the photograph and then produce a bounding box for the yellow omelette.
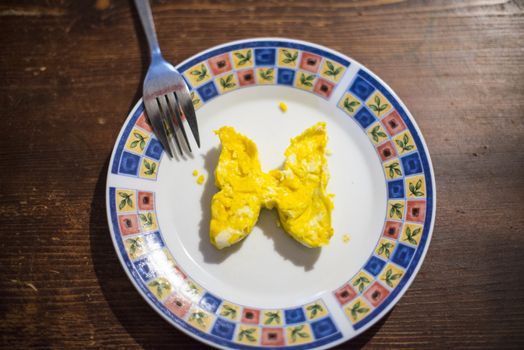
[210,122,334,249]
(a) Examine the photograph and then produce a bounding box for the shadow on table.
[334,312,392,349]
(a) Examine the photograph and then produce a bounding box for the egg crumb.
[197,175,205,184]
[342,234,351,243]
[192,170,199,176]
[279,102,288,112]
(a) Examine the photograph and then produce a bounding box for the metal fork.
[134,0,199,157]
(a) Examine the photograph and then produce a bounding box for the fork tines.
[145,90,200,158]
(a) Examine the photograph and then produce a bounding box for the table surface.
[1,0,523,348]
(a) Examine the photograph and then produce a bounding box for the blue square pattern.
[197,81,219,102]
[143,231,165,251]
[200,292,222,313]
[388,180,405,199]
[284,307,306,324]
[353,108,377,129]
[364,256,386,277]
[133,257,157,281]
[401,153,423,176]
[211,318,236,340]
[145,138,163,161]
[119,152,140,176]
[392,243,416,268]
[311,317,338,339]
[277,68,295,85]
[350,76,375,101]
[254,48,276,66]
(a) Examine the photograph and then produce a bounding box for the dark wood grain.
[1,0,523,348]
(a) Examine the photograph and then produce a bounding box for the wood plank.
[1,0,523,348]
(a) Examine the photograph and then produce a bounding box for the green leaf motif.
[324,61,343,77]
[127,238,142,255]
[343,98,360,113]
[300,73,315,87]
[377,242,393,258]
[130,132,147,151]
[282,49,298,64]
[306,304,323,319]
[189,311,206,326]
[118,192,133,210]
[259,68,274,81]
[238,328,256,342]
[235,50,252,65]
[143,159,156,175]
[264,311,280,325]
[350,301,370,320]
[190,64,208,81]
[220,74,236,89]
[396,134,414,153]
[385,162,402,178]
[370,125,387,142]
[186,283,199,296]
[352,276,371,293]
[148,279,170,297]
[191,91,200,106]
[220,305,237,319]
[404,227,421,245]
[383,269,402,287]
[389,203,404,219]
[369,95,389,116]
[409,179,424,196]
[290,325,309,342]
[139,212,153,227]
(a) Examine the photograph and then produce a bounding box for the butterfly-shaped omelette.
[210,122,334,249]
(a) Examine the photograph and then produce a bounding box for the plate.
[106,38,435,349]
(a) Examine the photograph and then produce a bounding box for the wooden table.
[1,0,523,348]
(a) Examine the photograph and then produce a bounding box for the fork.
[134,0,200,157]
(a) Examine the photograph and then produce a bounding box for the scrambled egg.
[197,175,205,185]
[210,122,334,249]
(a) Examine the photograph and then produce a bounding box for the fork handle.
[133,0,162,59]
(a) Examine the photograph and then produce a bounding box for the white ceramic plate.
[106,38,436,349]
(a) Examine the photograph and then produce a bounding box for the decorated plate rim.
[105,37,436,349]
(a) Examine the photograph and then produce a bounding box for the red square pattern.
[136,112,153,132]
[118,214,140,236]
[364,282,390,307]
[241,308,260,324]
[314,78,335,98]
[261,328,285,346]
[238,69,255,86]
[299,52,321,73]
[377,141,398,161]
[406,200,426,223]
[208,53,232,75]
[381,110,406,136]
[138,191,154,211]
[335,284,357,305]
[165,293,192,318]
[383,221,402,239]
